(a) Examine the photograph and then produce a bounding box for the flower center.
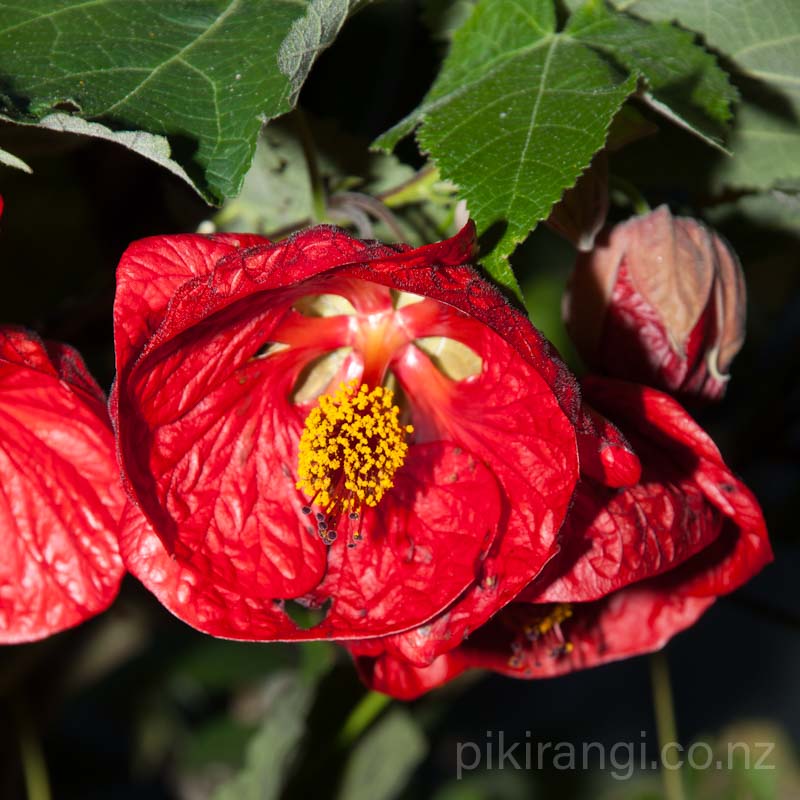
[507,603,574,670]
[522,603,573,644]
[296,379,413,545]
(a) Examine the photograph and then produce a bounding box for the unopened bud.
[563,205,746,401]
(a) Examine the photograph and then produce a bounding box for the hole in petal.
[292,347,352,404]
[284,597,332,629]
[414,337,483,381]
[391,289,425,309]
[294,293,357,317]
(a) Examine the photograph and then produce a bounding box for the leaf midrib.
[506,35,558,218]
[411,34,557,125]
[101,0,240,115]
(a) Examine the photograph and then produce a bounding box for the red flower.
[564,207,746,402]
[0,327,124,642]
[351,377,771,698]
[112,224,582,642]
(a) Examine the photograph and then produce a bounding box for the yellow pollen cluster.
[296,380,413,521]
[522,603,574,655]
[524,603,573,638]
[508,603,574,669]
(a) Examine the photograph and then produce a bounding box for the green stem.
[14,701,51,800]
[378,164,442,208]
[337,690,392,748]
[293,110,327,224]
[650,652,686,800]
[260,162,453,242]
[610,175,651,215]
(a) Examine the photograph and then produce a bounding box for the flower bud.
[563,205,746,401]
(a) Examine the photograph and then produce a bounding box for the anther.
[296,379,413,542]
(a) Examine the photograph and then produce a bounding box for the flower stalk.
[650,652,686,800]
[610,175,651,215]
[294,109,328,224]
[337,690,393,748]
[15,700,51,800]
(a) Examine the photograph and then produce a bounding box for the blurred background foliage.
[0,1,798,798]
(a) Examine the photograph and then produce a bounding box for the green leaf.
[375,0,635,296]
[566,0,737,150]
[179,717,254,772]
[612,0,800,190]
[1,112,193,185]
[709,190,800,236]
[336,708,427,800]
[684,721,800,800]
[0,0,363,203]
[212,672,315,800]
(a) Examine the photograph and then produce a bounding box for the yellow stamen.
[506,603,574,669]
[296,380,413,532]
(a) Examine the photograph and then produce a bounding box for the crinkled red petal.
[378,318,578,665]
[350,583,714,699]
[0,328,124,642]
[351,377,771,695]
[300,442,501,638]
[351,647,469,701]
[120,440,501,641]
[575,401,641,488]
[524,378,769,603]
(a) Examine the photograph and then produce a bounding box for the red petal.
[114,227,407,370]
[461,589,714,681]
[527,378,769,602]
[300,443,501,639]
[346,223,581,425]
[0,328,124,642]
[351,648,468,701]
[120,441,501,640]
[380,319,578,664]
[121,501,301,639]
[575,401,641,488]
[113,233,271,372]
[121,318,328,600]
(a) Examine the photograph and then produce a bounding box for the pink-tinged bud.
[564,205,746,401]
[546,153,608,252]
